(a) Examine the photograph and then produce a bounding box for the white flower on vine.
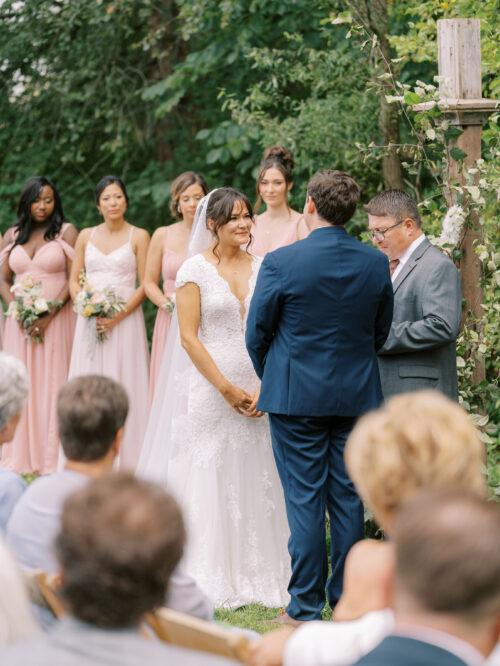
[439,205,466,248]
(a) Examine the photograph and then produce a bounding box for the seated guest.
[0,353,28,531]
[0,538,38,644]
[7,375,213,622]
[354,490,500,666]
[248,391,487,666]
[0,473,235,665]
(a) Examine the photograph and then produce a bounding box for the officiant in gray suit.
[366,191,461,400]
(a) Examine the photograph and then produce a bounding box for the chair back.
[145,607,251,663]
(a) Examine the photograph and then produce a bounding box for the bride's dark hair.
[206,187,253,261]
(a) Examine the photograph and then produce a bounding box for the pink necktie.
[389,258,400,276]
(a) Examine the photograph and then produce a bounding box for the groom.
[246,170,394,622]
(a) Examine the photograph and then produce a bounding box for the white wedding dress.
[170,254,290,607]
[137,192,290,608]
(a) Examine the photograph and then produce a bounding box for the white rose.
[34,298,49,314]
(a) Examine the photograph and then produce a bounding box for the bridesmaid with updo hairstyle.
[251,146,308,256]
[0,176,77,473]
[145,171,207,401]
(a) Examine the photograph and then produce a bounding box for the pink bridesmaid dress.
[148,242,184,402]
[251,215,302,256]
[68,227,150,470]
[0,225,76,474]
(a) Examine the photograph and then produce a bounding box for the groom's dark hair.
[307,170,361,225]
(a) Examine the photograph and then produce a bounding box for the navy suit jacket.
[353,635,469,666]
[246,226,394,417]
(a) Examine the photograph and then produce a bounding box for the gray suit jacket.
[0,618,238,665]
[378,238,461,400]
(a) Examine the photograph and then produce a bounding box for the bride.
[137,187,290,608]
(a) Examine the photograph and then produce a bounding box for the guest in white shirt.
[0,353,28,531]
[247,391,487,666]
[7,375,213,624]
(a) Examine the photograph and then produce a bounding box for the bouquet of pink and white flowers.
[7,275,62,343]
[73,272,126,343]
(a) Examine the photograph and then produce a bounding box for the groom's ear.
[306,196,317,215]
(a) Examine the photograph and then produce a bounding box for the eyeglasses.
[368,219,405,241]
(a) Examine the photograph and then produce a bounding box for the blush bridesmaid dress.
[0,225,76,474]
[148,241,184,402]
[251,215,302,257]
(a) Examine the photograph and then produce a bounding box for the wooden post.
[436,19,495,384]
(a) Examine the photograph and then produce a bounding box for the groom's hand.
[243,388,264,418]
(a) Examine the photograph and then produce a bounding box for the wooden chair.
[145,607,251,663]
[24,570,65,619]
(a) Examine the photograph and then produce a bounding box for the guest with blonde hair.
[247,390,487,666]
[0,539,37,643]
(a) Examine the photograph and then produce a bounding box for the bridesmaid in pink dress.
[68,176,150,470]
[146,171,207,401]
[251,146,309,256]
[0,177,77,474]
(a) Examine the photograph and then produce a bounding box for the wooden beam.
[437,19,486,384]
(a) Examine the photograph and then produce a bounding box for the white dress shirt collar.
[391,233,426,282]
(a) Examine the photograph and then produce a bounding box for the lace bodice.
[85,228,137,299]
[176,253,261,346]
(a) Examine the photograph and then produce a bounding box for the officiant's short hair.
[57,375,128,462]
[364,190,422,227]
[307,170,360,225]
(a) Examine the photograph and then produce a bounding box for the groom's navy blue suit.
[246,225,394,620]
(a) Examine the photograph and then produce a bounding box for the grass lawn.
[215,603,332,634]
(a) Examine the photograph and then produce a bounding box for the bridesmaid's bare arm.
[144,226,169,308]
[69,228,92,301]
[177,282,252,414]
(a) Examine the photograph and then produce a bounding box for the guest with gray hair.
[0,352,28,531]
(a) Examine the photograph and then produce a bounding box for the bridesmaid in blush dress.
[146,171,207,401]
[68,175,150,470]
[251,146,309,256]
[0,177,77,474]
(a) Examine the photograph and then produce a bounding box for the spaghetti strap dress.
[67,226,150,470]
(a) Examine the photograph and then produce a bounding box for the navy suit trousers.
[269,413,364,620]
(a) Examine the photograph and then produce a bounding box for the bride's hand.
[220,382,253,414]
[243,388,264,418]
